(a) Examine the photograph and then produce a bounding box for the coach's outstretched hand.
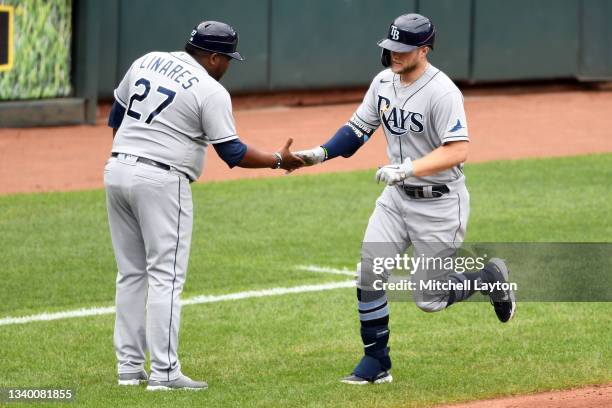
[277,138,305,171]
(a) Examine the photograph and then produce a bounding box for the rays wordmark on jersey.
[377,95,424,136]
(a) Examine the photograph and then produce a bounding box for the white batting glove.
[294,146,326,166]
[375,158,414,185]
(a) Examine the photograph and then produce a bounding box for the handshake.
[277,139,413,186]
[273,139,326,172]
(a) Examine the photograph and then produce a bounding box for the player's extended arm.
[294,116,375,166]
[376,141,469,185]
[213,138,304,171]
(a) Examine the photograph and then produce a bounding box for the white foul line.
[0,280,354,327]
[296,265,355,276]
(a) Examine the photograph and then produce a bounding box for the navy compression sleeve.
[321,114,376,160]
[321,125,364,160]
[108,100,126,129]
[213,138,248,168]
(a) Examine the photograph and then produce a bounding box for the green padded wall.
[471,0,579,81]
[418,0,472,81]
[578,0,612,79]
[268,0,416,90]
[92,0,611,98]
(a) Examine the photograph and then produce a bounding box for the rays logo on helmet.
[390,25,400,40]
[377,95,424,135]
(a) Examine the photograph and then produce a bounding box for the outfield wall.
[1,0,612,126]
[95,0,612,98]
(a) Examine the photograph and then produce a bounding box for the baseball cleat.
[146,374,208,391]
[481,258,516,323]
[341,371,393,385]
[118,370,148,386]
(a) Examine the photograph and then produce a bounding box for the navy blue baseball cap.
[187,20,245,61]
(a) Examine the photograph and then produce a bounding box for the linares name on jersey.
[137,54,199,90]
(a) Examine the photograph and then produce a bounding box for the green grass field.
[0,154,610,407]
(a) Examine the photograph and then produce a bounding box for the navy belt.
[400,184,449,199]
[111,152,193,182]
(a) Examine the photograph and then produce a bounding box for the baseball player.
[295,14,516,384]
[105,21,303,391]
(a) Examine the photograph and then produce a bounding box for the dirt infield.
[1,87,611,194]
[437,384,612,408]
[0,86,610,406]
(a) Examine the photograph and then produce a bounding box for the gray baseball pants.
[359,177,470,311]
[104,154,192,382]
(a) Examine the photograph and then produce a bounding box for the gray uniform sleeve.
[431,91,469,144]
[201,89,239,144]
[113,63,133,108]
[353,77,382,132]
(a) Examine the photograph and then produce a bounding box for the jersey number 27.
[126,77,176,124]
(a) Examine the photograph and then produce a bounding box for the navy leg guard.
[353,325,391,379]
[353,353,389,380]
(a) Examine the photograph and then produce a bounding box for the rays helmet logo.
[377,95,424,135]
[390,25,400,40]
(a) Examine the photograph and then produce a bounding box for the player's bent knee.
[356,261,378,290]
[414,299,448,313]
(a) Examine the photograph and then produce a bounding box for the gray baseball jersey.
[112,51,238,181]
[106,50,239,382]
[355,64,471,314]
[351,64,469,185]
